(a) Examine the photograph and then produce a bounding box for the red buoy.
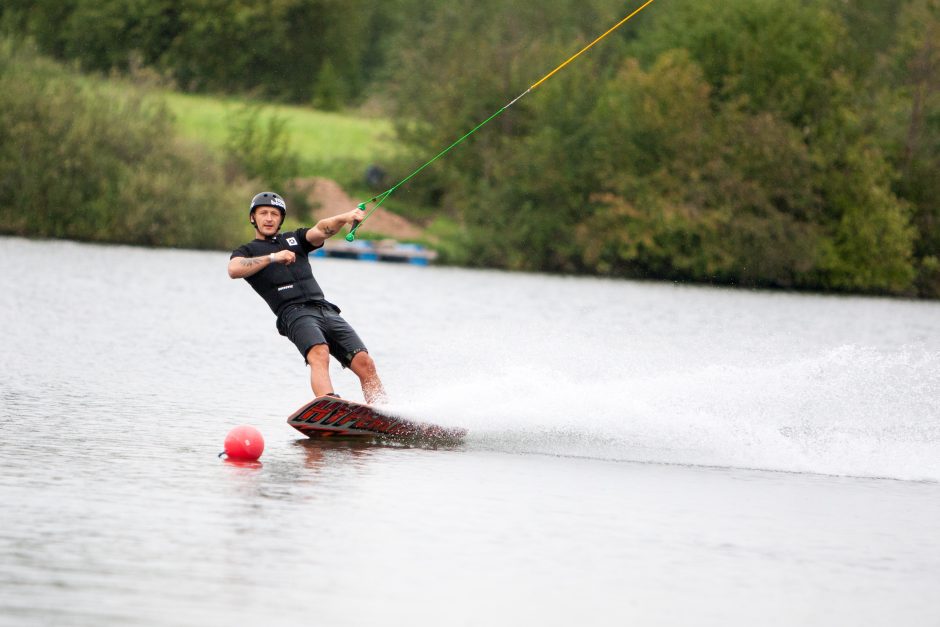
[224,425,265,461]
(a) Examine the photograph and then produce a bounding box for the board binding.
[288,396,466,442]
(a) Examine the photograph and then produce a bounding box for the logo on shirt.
[287,237,298,246]
[277,284,294,291]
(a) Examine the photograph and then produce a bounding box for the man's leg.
[306,343,335,397]
[349,351,387,404]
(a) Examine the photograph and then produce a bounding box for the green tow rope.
[346,0,658,242]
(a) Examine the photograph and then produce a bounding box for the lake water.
[1,235,939,626]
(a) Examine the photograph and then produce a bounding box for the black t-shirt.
[230,228,328,317]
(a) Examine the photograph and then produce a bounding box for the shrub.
[223,103,300,192]
[0,37,248,249]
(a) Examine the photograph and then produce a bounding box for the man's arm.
[227,250,296,279]
[306,207,366,248]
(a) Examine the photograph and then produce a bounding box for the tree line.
[0,0,409,106]
[386,0,939,297]
[1,0,938,297]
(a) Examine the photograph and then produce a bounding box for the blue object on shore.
[311,240,436,265]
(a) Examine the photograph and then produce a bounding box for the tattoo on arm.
[239,257,262,267]
[322,226,337,236]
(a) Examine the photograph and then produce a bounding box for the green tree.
[879,0,940,296]
[1,0,380,103]
[581,51,822,286]
[312,58,347,111]
[384,0,632,269]
[223,104,300,190]
[0,0,78,59]
[0,38,247,249]
[62,0,179,71]
[386,0,920,293]
[632,0,848,126]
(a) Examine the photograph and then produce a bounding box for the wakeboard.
[287,396,466,443]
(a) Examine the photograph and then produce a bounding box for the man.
[228,191,386,404]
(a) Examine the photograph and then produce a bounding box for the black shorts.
[277,302,368,367]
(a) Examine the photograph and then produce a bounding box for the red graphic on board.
[287,397,466,442]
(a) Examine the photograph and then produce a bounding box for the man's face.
[252,206,282,236]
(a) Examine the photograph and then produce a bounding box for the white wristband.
[268,253,276,263]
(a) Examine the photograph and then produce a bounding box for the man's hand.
[346,207,366,225]
[272,250,296,265]
[307,206,368,247]
[227,249,296,279]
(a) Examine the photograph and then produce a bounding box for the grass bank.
[161,90,400,183]
[162,89,453,240]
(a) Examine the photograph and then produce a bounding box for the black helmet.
[249,192,287,222]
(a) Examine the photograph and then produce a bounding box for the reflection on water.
[221,458,264,470]
[293,436,383,471]
[2,236,940,626]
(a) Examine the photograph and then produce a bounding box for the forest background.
[1,0,938,298]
